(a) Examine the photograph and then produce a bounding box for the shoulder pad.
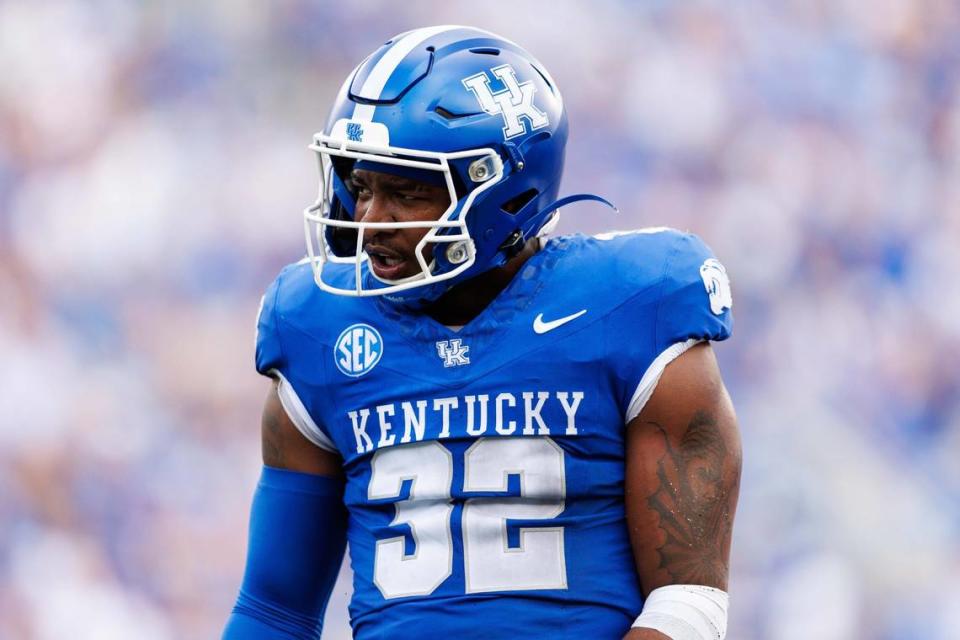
[654,230,733,351]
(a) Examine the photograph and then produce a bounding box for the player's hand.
[622,628,671,640]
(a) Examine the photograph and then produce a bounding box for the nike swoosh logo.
[533,309,588,334]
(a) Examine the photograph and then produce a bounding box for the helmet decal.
[350,25,466,121]
[462,64,550,140]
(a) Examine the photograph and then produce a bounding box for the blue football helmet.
[304,25,610,303]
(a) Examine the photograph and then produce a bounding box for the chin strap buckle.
[498,229,525,258]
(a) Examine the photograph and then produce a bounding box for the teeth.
[370,252,402,267]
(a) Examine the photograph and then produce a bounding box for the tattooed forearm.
[644,410,740,587]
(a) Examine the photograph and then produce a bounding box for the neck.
[424,239,540,326]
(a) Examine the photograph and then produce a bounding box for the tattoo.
[261,395,285,467]
[645,410,737,587]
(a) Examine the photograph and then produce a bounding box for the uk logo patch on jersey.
[700,258,733,315]
[462,64,549,140]
[435,338,470,367]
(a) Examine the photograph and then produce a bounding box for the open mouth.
[365,246,408,280]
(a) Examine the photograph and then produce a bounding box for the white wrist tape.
[631,584,728,640]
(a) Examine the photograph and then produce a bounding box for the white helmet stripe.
[351,25,465,122]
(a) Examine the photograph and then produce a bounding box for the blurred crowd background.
[1,1,959,638]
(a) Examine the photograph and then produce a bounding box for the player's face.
[352,169,451,281]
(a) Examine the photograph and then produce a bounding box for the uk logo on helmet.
[462,64,549,140]
[335,323,383,377]
[346,122,364,142]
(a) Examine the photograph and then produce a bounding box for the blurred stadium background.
[2,1,959,638]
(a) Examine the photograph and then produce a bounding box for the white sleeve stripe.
[625,339,702,423]
[269,369,338,454]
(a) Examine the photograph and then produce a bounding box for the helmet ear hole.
[500,188,539,214]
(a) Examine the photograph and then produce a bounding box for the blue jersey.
[255,229,733,638]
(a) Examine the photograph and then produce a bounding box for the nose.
[357,192,395,243]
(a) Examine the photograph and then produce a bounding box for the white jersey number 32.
[368,437,567,599]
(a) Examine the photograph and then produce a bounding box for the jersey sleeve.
[255,270,339,454]
[255,275,285,377]
[623,231,733,422]
[654,232,732,352]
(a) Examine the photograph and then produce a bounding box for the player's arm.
[622,342,742,640]
[259,377,343,475]
[222,379,347,640]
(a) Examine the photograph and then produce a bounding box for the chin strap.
[536,192,619,218]
[502,193,618,256]
[446,193,620,262]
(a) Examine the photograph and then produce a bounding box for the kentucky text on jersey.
[348,390,585,454]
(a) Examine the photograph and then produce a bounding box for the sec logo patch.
[335,323,383,377]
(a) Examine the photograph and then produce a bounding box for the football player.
[224,25,740,640]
